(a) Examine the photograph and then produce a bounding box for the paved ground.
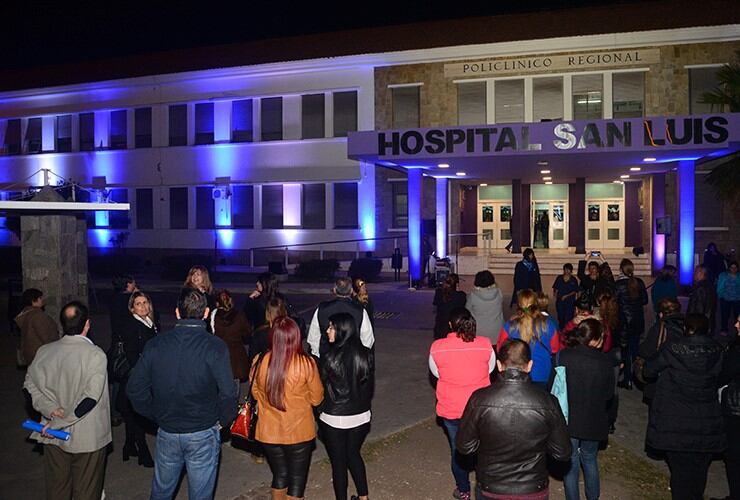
[0,273,732,499]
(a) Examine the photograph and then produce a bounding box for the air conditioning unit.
[212,187,230,200]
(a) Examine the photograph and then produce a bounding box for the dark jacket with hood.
[456,368,571,496]
[644,334,726,453]
[638,313,684,402]
[687,279,717,329]
[720,340,740,417]
[614,276,648,340]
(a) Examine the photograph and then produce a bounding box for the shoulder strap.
[245,352,266,399]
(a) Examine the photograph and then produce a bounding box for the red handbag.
[230,353,265,441]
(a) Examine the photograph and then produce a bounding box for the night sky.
[4,0,635,70]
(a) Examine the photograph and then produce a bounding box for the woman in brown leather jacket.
[251,317,324,500]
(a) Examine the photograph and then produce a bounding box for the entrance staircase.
[483,250,652,276]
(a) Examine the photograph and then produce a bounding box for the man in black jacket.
[127,289,236,500]
[456,339,571,499]
[688,265,718,334]
[307,277,374,358]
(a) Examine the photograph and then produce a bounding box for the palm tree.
[700,50,740,203]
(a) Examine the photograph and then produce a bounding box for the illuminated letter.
[553,123,577,149]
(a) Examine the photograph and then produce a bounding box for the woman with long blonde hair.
[352,278,375,329]
[496,289,560,388]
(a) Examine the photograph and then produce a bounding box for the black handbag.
[108,341,131,382]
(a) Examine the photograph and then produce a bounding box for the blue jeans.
[441,418,470,494]
[151,424,221,500]
[564,438,600,500]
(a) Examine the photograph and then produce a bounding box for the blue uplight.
[677,160,695,286]
[90,229,113,247]
[217,229,235,249]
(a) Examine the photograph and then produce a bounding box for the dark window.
[136,188,154,229]
[334,182,358,229]
[261,97,282,141]
[301,94,325,139]
[79,112,95,151]
[25,118,42,154]
[3,119,21,155]
[110,110,127,149]
[392,182,408,228]
[134,108,152,148]
[392,87,420,128]
[232,185,254,228]
[169,187,188,229]
[76,189,96,228]
[302,184,326,229]
[232,99,253,142]
[196,186,215,229]
[261,185,283,229]
[109,189,129,228]
[696,173,723,227]
[333,91,358,137]
[690,67,722,114]
[194,103,214,145]
[169,105,187,146]
[56,115,72,152]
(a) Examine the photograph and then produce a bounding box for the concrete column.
[625,181,642,247]
[603,72,613,119]
[71,114,80,152]
[569,177,586,254]
[325,92,334,138]
[358,162,376,251]
[186,104,195,146]
[407,169,423,283]
[652,173,666,273]
[253,99,262,142]
[214,101,232,143]
[41,116,55,152]
[126,108,135,149]
[677,160,696,286]
[253,185,262,230]
[436,177,448,258]
[283,95,301,140]
[511,179,523,254]
[325,183,334,230]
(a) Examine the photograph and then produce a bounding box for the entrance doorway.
[586,200,625,248]
[531,201,568,249]
[478,201,512,248]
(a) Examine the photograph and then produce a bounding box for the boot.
[270,488,288,500]
[136,436,154,468]
[122,424,138,461]
[286,496,303,500]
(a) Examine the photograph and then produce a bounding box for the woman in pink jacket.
[429,308,496,500]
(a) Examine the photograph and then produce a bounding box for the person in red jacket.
[430,308,495,500]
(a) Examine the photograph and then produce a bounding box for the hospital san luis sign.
[347,114,740,160]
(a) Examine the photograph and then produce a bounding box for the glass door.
[549,202,568,249]
[586,200,624,249]
[478,202,512,248]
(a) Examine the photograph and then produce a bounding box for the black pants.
[665,451,713,500]
[319,421,370,500]
[720,299,740,333]
[262,440,313,497]
[726,416,740,500]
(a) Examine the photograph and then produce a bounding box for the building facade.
[0,2,738,281]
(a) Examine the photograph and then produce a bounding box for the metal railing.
[246,235,408,268]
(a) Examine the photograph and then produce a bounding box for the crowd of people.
[13,240,740,500]
[430,244,739,500]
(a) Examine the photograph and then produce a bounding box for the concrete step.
[484,253,651,275]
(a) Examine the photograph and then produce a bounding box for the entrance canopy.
[348,113,740,182]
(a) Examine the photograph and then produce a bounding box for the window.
[495,80,524,123]
[573,74,603,120]
[25,118,42,154]
[109,189,129,228]
[231,99,253,142]
[696,172,723,227]
[56,115,72,152]
[196,186,215,229]
[232,185,254,228]
[457,82,486,125]
[612,72,644,118]
[194,103,214,145]
[169,105,187,146]
[3,119,21,155]
[690,67,722,114]
[302,184,325,229]
[392,86,420,128]
[169,187,188,229]
[392,181,408,228]
[136,188,154,229]
[110,110,127,149]
[261,97,283,141]
[533,77,563,122]
[333,91,357,137]
[262,185,283,229]
[301,94,325,139]
[133,108,152,148]
[334,182,358,229]
[79,112,95,151]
